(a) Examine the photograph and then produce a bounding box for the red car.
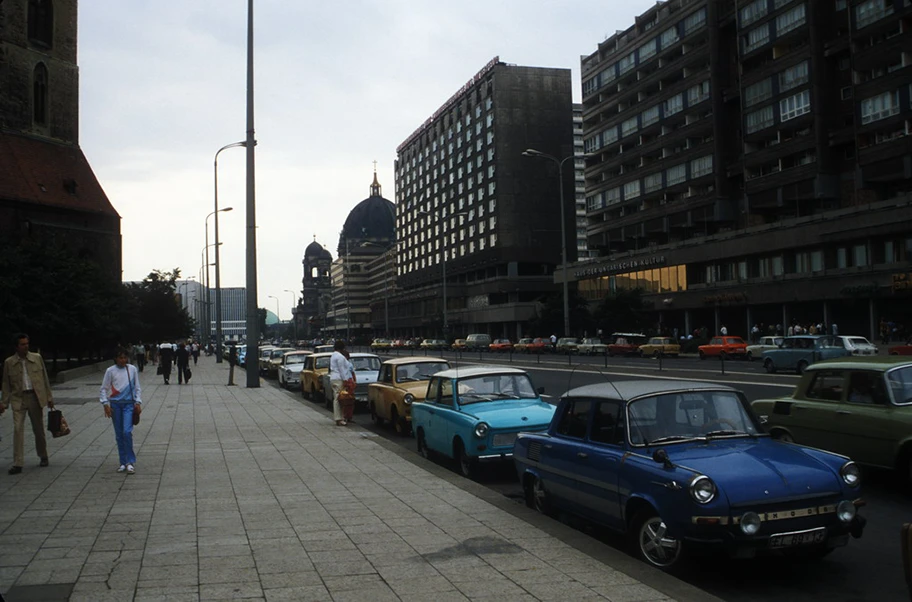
[698,336,749,360]
[489,339,514,352]
[607,333,647,357]
[889,343,912,355]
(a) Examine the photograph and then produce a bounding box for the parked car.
[746,336,784,361]
[578,338,608,356]
[420,339,448,351]
[451,339,467,351]
[751,357,912,482]
[346,353,383,408]
[368,357,450,435]
[371,338,392,352]
[762,335,849,374]
[698,336,749,360]
[412,366,555,478]
[489,339,514,353]
[301,352,333,402]
[515,337,547,354]
[638,337,680,357]
[256,346,277,375]
[513,380,866,570]
[265,347,296,378]
[607,333,647,357]
[466,333,493,350]
[889,342,912,356]
[836,336,878,356]
[314,344,334,354]
[556,337,579,354]
[278,350,311,389]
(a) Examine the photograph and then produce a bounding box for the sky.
[77,0,658,320]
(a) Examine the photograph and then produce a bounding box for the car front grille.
[492,433,518,448]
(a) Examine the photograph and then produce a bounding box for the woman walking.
[100,347,142,474]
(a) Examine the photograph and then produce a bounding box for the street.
[273,350,911,602]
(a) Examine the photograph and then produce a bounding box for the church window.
[33,63,49,127]
[28,0,54,48]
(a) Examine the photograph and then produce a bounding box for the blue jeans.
[110,402,136,465]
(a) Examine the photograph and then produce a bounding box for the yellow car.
[266,347,295,378]
[301,352,333,403]
[452,339,467,351]
[371,338,392,352]
[368,357,449,436]
[638,336,681,358]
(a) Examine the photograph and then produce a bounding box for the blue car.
[762,335,850,374]
[513,380,865,570]
[412,366,555,478]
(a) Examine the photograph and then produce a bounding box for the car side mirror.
[652,448,674,469]
[537,387,545,395]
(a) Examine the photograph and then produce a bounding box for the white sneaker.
[126,464,135,475]
[117,465,126,473]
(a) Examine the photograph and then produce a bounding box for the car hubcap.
[640,517,681,567]
[532,478,547,513]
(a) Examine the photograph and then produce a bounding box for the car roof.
[611,332,646,337]
[810,357,912,371]
[309,352,333,358]
[785,335,826,339]
[284,350,312,356]
[350,353,380,359]
[434,365,528,379]
[564,379,739,401]
[381,356,448,365]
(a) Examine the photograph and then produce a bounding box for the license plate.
[768,527,826,549]
[492,433,517,447]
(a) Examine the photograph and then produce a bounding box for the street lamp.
[200,242,222,344]
[215,140,247,365]
[283,289,297,342]
[268,294,280,322]
[418,210,467,339]
[178,277,196,319]
[522,148,590,338]
[205,207,233,349]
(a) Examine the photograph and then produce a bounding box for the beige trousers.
[13,391,48,467]
[331,379,344,422]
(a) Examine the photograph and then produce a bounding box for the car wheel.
[764,359,777,374]
[771,430,795,443]
[390,407,408,437]
[454,439,474,479]
[526,474,554,517]
[796,360,809,375]
[416,429,431,459]
[630,510,683,570]
[746,351,754,362]
[370,401,384,426]
[312,385,321,404]
[698,351,706,361]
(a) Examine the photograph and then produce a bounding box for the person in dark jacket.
[175,342,191,385]
[158,342,174,384]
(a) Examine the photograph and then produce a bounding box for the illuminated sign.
[574,255,668,278]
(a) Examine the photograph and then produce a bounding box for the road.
[272,350,910,602]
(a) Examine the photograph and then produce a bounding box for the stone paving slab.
[0,357,722,602]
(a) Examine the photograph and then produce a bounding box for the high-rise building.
[575,0,912,338]
[573,104,593,260]
[393,58,574,340]
[218,287,248,341]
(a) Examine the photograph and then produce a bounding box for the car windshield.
[456,373,538,405]
[628,391,760,446]
[285,355,307,365]
[887,366,912,404]
[847,337,871,346]
[352,356,381,371]
[314,357,330,369]
[396,362,448,381]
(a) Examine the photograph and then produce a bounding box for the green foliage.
[126,269,195,343]
[528,289,593,337]
[592,289,650,336]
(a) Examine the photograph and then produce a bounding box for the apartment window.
[740,0,768,26]
[485,113,494,128]
[644,172,663,193]
[583,76,599,96]
[772,256,785,277]
[584,135,600,153]
[691,155,713,178]
[737,261,749,280]
[746,105,775,133]
[666,163,686,186]
[855,0,893,29]
[664,93,684,116]
[776,3,806,35]
[587,193,604,212]
[811,250,823,272]
[687,81,710,105]
[780,90,810,121]
[641,105,660,127]
[796,251,810,273]
[853,244,868,267]
[489,234,497,248]
[618,52,636,75]
[743,24,770,53]
[621,116,639,137]
[840,86,853,100]
[744,78,772,107]
[860,90,900,124]
[606,187,621,206]
[683,8,706,35]
[779,60,809,92]
[602,126,619,146]
[837,248,848,268]
[660,26,679,48]
[636,38,657,64]
[623,180,641,200]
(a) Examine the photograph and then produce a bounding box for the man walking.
[1,334,54,474]
[329,340,353,426]
[175,343,190,385]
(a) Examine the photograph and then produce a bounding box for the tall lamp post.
[200,242,222,345]
[205,207,233,349]
[268,295,280,337]
[522,148,589,338]
[418,210,467,339]
[283,289,297,342]
[215,140,246,364]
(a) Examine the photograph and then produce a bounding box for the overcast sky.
[78,0,657,320]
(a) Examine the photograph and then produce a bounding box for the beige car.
[367,357,449,436]
[638,337,680,357]
[301,352,333,403]
[265,347,295,378]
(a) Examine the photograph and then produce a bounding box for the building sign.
[574,255,668,279]
[892,273,912,292]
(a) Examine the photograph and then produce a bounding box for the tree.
[528,290,593,337]
[592,289,650,336]
[127,269,195,344]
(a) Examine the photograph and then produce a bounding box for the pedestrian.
[831,323,838,336]
[191,341,200,365]
[720,324,728,336]
[340,350,356,424]
[133,341,146,372]
[100,347,142,474]
[550,333,557,351]
[751,324,760,343]
[176,342,190,385]
[0,334,54,475]
[329,340,354,426]
[158,342,174,384]
[227,343,237,386]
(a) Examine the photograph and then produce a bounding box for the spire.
[370,161,381,197]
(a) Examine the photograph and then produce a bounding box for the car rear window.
[887,366,912,405]
[805,370,845,402]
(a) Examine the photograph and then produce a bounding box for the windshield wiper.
[648,435,704,445]
[703,429,753,438]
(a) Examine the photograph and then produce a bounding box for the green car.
[751,357,912,483]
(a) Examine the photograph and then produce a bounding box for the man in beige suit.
[1,334,54,474]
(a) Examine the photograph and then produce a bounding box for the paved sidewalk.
[0,356,720,602]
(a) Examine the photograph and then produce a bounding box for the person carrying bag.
[99,347,142,475]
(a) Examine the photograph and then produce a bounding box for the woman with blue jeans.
[100,348,142,474]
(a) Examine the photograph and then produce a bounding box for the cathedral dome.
[338,170,395,255]
[304,240,326,259]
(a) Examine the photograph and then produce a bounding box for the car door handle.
[577,452,588,459]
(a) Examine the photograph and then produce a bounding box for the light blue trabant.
[412,366,555,478]
[762,335,850,374]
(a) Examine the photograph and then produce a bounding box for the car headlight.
[474,422,489,438]
[403,394,415,406]
[840,461,861,487]
[836,500,856,523]
[740,511,761,535]
[689,475,716,504]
